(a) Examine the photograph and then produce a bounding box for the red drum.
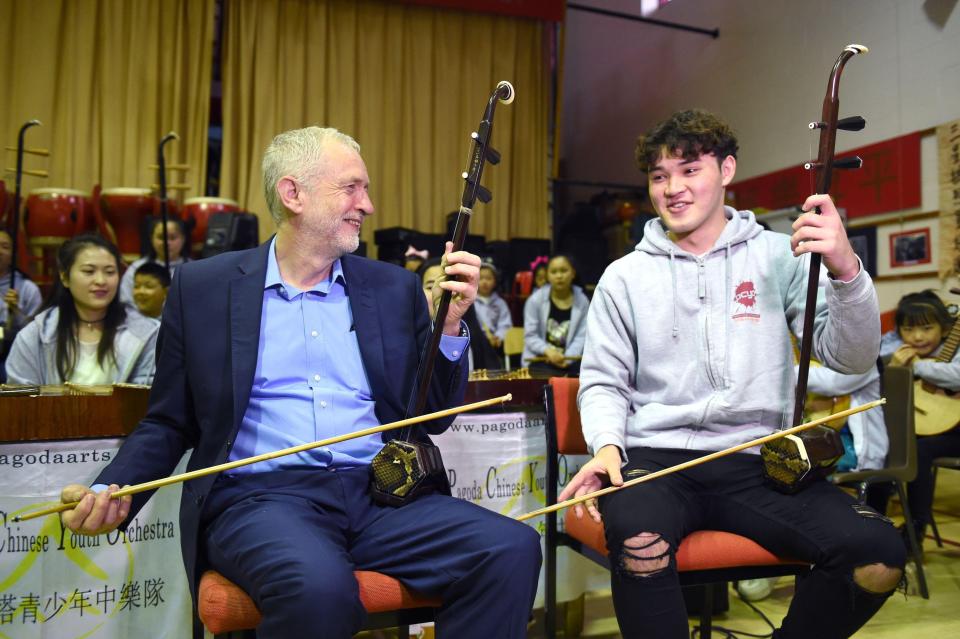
[24,188,92,286]
[25,188,91,240]
[100,187,158,258]
[182,196,240,249]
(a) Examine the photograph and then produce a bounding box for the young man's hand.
[791,194,860,281]
[557,445,624,523]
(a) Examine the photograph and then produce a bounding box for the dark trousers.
[201,467,541,639]
[909,429,960,530]
[599,448,906,639]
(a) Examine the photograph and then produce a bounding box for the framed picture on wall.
[876,218,940,278]
[846,226,877,277]
[889,227,932,267]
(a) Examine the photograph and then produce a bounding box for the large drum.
[182,196,240,251]
[25,188,91,241]
[100,187,158,259]
[24,188,93,285]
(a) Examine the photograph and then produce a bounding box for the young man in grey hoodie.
[559,110,905,639]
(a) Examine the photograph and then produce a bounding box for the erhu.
[156,131,179,269]
[2,119,47,353]
[760,44,869,493]
[370,80,516,506]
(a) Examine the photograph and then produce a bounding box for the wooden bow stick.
[14,393,512,523]
[517,398,885,522]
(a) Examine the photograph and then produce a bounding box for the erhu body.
[760,44,869,493]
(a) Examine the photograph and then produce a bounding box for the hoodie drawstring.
[723,242,733,389]
[669,248,679,338]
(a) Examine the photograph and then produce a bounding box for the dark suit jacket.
[95,240,467,621]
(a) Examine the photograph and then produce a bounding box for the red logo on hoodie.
[732,280,761,321]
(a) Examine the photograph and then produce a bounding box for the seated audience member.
[119,218,190,310]
[530,256,549,290]
[474,261,512,350]
[1,228,43,382]
[888,290,960,544]
[5,234,159,385]
[522,254,589,376]
[131,262,171,319]
[804,362,886,472]
[419,257,500,370]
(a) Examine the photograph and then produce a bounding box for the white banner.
[435,411,610,606]
[1,413,611,637]
[0,440,191,639]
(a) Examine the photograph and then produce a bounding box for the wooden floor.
[577,469,960,638]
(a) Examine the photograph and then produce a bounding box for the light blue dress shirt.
[226,238,468,474]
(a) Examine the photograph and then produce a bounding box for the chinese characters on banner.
[0,439,191,639]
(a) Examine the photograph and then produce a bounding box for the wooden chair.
[543,377,810,639]
[830,365,929,598]
[503,326,525,371]
[197,569,439,637]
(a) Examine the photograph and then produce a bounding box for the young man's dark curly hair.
[635,109,739,174]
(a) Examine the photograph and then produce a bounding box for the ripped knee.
[618,532,672,578]
[853,562,903,594]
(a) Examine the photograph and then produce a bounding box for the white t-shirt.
[69,340,117,385]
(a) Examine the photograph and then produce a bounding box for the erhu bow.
[760,44,869,493]
[370,81,516,506]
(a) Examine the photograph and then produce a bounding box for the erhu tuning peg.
[808,116,866,132]
[484,146,501,165]
[836,116,866,131]
[476,185,492,204]
[833,156,863,170]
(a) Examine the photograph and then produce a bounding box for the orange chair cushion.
[198,569,442,634]
[550,377,588,455]
[564,510,804,571]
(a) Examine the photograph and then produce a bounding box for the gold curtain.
[220,0,550,244]
[0,0,214,197]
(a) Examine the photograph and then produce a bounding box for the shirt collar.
[265,236,345,296]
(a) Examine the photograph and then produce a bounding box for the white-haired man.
[59,126,541,638]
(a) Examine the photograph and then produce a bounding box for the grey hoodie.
[5,307,160,385]
[578,207,880,456]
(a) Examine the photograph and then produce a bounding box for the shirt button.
[313,374,321,381]
[311,330,318,337]
[320,401,327,408]
[452,350,460,357]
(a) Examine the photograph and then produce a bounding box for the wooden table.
[0,385,150,442]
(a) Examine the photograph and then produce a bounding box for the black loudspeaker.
[373,227,443,264]
[200,212,259,258]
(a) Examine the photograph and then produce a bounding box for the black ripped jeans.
[599,448,907,639]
